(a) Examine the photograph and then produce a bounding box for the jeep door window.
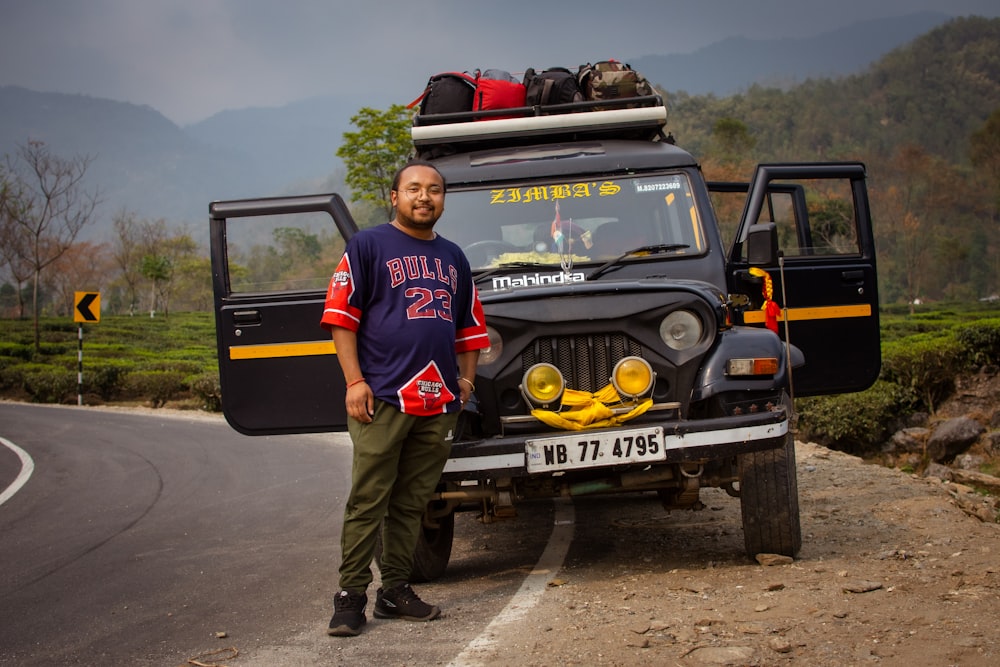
[223,211,346,294]
[745,178,861,259]
[436,173,706,269]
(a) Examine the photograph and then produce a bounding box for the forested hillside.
[669,16,1000,304]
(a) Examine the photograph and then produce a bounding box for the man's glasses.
[400,185,444,198]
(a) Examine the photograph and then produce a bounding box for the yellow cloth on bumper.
[531,383,653,431]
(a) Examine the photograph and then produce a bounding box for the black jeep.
[209,94,879,580]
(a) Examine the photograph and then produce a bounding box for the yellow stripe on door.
[229,340,337,360]
[743,303,872,324]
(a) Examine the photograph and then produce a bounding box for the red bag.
[474,70,526,120]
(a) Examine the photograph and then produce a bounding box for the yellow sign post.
[74,291,100,323]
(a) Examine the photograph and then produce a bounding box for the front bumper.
[441,406,788,480]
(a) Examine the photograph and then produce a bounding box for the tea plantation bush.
[0,313,218,411]
[797,312,1000,454]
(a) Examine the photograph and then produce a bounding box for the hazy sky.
[2,0,998,125]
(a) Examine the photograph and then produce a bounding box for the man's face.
[391,165,445,232]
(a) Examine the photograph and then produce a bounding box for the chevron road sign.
[74,292,100,323]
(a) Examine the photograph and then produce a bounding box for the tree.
[47,241,112,317]
[140,253,172,318]
[0,164,33,318]
[110,209,146,315]
[710,117,756,166]
[2,141,99,349]
[873,145,935,310]
[970,108,1000,218]
[135,223,200,318]
[336,104,413,221]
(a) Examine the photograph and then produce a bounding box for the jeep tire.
[737,395,802,558]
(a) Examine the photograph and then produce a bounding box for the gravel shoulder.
[462,441,1000,666]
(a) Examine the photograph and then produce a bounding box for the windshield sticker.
[633,178,683,194]
[491,271,585,290]
[490,181,622,205]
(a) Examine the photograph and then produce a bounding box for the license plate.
[525,427,665,473]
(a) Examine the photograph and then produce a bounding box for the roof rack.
[411,95,668,155]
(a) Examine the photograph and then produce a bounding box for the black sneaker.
[327,589,367,636]
[373,583,441,621]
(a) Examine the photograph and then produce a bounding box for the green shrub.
[955,319,1000,368]
[22,367,78,403]
[138,359,202,375]
[0,364,25,392]
[880,335,962,412]
[190,373,223,412]
[0,341,34,361]
[38,342,72,356]
[124,370,187,407]
[797,380,914,454]
[88,362,134,401]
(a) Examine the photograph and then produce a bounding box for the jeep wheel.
[374,510,455,583]
[410,510,455,582]
[737,422,801,558]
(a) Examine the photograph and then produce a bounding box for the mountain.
[663,15,1000,166]
[0,86,271,238]
[185,93,397,190]
[631,11,951,95]
[0,13,962,244]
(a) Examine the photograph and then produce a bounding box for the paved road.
[0,403,556,666]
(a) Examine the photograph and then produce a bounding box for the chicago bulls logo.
[398,361,456,415]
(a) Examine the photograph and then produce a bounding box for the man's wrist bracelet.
[458,377,475,391]
[347,378,366,388]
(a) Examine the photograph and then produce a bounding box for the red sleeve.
[320,254,362,333]
[455,283,489,353]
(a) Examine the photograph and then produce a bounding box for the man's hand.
[345,380,374,423]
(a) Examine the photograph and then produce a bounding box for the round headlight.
[659,310,702,351]
[478,326,503,365]
[612,356,654,398]
[521,363,564,408]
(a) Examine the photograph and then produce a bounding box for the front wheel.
[737,397,801,558]
[410,510,455,582]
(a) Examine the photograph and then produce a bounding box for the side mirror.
[746,223,778,267]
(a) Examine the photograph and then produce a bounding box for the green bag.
[578,60,654,102]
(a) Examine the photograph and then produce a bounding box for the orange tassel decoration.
[749,267,780,334]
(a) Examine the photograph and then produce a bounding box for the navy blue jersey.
[321,223,488,415]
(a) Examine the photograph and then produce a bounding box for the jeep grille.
[521,334,645,394]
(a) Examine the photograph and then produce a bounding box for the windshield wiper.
[474,262,546,285]
[586,244,690,281]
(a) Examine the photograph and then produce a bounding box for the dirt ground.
[449,436,1000,667]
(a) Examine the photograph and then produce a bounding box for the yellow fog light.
[521,363,565,408]
[612,356,654,398]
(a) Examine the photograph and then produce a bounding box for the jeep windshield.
[433,172,706,271]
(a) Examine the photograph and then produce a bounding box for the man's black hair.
[391,160,447,192]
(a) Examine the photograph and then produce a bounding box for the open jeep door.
[721,163,881,396]
[209,194,357,435]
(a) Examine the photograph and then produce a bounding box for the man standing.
[321,160,488,637]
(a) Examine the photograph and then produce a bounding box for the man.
[320,160,488,637]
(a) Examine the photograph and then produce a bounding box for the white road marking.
[447,497,575,667]
[0,436,35,507]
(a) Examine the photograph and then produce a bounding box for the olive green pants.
[339,400,456,592]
